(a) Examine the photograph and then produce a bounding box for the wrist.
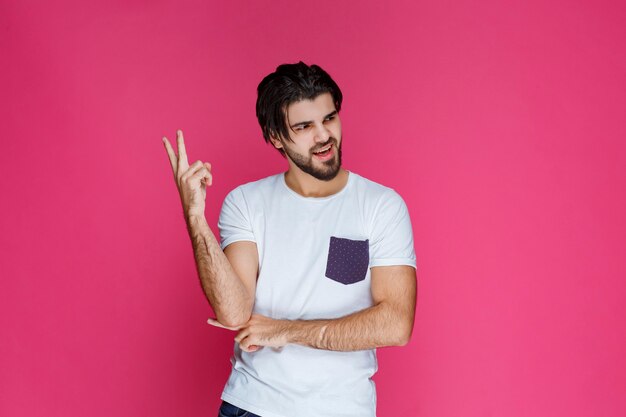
[283,320,326,348]
[285,319,313,346]
[185,213,210,237]
[282,320,297,345]
[185,212,206,225]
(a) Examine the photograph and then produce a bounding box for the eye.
[294,124,310,131]
[324,115,335,122]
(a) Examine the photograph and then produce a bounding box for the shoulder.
[349,172,406,208]
[220,174,282,219]
[225,173,283,201]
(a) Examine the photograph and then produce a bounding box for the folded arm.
[219,265,417,352]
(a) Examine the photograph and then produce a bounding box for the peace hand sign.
[162,130,212,220]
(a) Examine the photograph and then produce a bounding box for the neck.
[284,167,349,198]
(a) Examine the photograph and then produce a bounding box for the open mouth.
[313,143,333,158]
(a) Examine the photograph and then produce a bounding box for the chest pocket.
[324,236,369,285]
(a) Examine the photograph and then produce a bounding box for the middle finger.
[176,130,189,171]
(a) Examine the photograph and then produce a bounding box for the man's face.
[273,92,342,181]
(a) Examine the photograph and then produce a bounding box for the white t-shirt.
[217,171,416,417]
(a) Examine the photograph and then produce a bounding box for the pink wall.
[1,0,625,416]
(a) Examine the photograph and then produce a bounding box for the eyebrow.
[289,110,338,129]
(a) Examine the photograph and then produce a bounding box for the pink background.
[1,0,625,416]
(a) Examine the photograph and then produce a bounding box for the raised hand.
[162,130,213,220]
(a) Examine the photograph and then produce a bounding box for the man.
[162,62,417,417]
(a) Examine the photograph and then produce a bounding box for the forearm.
[185,214,252,327]
[286,302,413,351]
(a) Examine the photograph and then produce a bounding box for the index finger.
[162,136,178,174]
[176,130,189,171]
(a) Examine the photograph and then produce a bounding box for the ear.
[269,135,284,150]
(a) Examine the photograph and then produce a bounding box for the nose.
[313,122,331,143]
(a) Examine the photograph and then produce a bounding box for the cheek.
[287,142,312,156]
[333,122,342,137]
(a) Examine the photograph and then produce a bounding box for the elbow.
[217,316,250,329]
[217,311,252,329]
[214,296,254,329]
[219,317,247,329]
[393,327,412,346]
[392,318,414,346]
[379,302,415,347]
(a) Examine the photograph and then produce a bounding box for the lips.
[312,143,335,162]
[313,143,333,154]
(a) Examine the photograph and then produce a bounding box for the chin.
[316,166,341,181]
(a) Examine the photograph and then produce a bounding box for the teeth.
[315,144,331,154]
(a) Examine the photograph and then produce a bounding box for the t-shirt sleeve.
[218,187,256,250]
[369,190,417,269]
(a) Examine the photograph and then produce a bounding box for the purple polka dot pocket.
[324,236,370,285]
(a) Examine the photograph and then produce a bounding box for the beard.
[283,137,342,181]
